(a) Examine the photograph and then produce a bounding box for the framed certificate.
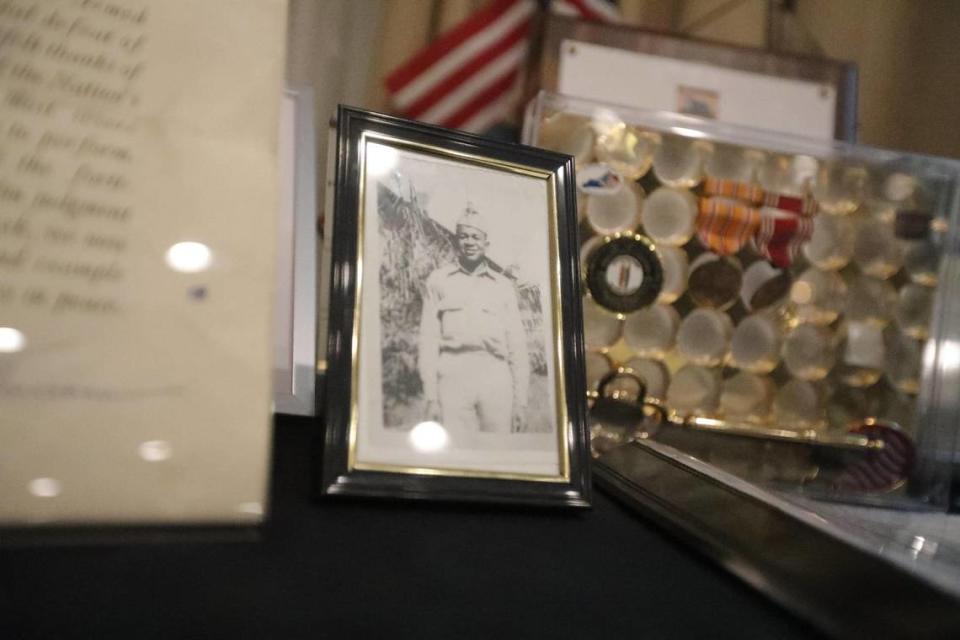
[320,106,590,507]
[0,0,286,529]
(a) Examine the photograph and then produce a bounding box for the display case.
[524,13,858,141]
[523,91,960,608]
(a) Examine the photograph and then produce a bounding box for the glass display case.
[523,91,960,602]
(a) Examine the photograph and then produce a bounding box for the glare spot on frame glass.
[0,327,26,353]
[670,126,709,140]
[237,502,263,516]
[165,241,213,273]
[409,421,449,453]
[138,440,173,462]
[937,339,960,374]
[29,477,61,498]
[366,142,399,178]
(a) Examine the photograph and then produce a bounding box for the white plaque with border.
[0,0,288,527]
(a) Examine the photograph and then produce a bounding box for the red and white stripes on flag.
[551,0,622,22]
[385,0,619,133]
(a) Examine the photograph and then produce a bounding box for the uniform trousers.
[437,350,513,443]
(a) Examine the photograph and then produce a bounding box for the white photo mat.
[354,142,562,477]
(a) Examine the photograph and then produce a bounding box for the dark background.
[0,416,818,639]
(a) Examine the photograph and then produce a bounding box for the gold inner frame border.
[346,130,571,483]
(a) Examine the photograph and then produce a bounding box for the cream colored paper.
[0,0,287,525]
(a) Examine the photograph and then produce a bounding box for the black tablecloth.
[0,416,819,639]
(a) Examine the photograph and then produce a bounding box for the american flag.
[385,0,620,134]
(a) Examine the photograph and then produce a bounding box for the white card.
[559,40,837,139]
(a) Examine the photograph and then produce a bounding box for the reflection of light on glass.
[589,107,622,137]
[28,477,61,498]
[907,535,939,560]
[791,281,813,305]
[0,327,26,353]
[138,440,172,462]
[408,421,449,453]
[165,241,212,273]
[366,142,399,178]
[793,155,819,183]
[237,502,264,516]
[937,339,960,374]
[670,126,709,139]
[910,535,932,560]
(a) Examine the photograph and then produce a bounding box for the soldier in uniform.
[418,205,529,444]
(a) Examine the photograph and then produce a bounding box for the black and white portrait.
[354,140,562,477]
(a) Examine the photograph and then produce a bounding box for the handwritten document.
[0,0,287,524]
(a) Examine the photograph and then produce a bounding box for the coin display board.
[530,102,946,471]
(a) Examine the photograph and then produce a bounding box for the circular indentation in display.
[896,284,933,340]
[585,179,643,235]
[667,365,721,415]
[623,358,670,401]
[853,220,902,279]
[585,235,662,313]
[704,144,763,182]
[803,214,855,271]
[741,261,791,311]
[639,187,697,246]
[655,246,688,304]
[813,163,867,215]
[595,125,658,180]
[759,154,817,194]
[885,329,921,395]
[623,305,679,359]
[836,322,885,388]
[652,135,704,188]
[844,274,896,327]
[884,172,917,202]
[902,240,939,287]
[790,268,846,325]
[687,254,742,310]
[676,308,733,367]
[538,113,595,165]
[782,324,835,380]
[774,379,823,429]
[730,314,781,373]
[721,372,773,421]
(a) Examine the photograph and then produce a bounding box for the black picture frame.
[320,106,590,508]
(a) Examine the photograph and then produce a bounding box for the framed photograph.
[321,106,590,507]
[525,14,858,141]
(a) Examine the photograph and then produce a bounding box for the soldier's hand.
[512,410,526,432]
